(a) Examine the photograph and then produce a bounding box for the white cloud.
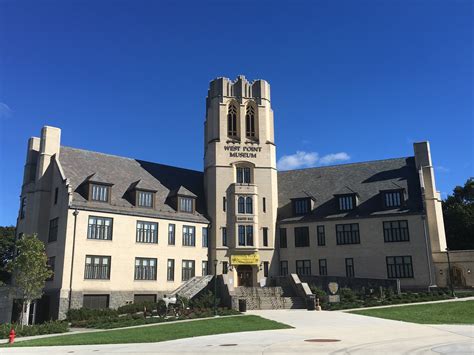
[0,103,12,120]
[277,151,350,171]
[436,166,450,173]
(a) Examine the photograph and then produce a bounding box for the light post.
[446,248,456,298]
[213,259,218,316]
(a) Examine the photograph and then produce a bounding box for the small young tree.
[7,234,52,325]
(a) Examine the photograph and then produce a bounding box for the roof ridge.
[278,156,413,173]
[60,145,203,174]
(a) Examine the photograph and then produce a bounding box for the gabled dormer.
[169,186,197,214]
[128,180,157,209]
[291,196,314,216]
[381,188,405,209]
[334,187,359,212]
[84,173,113,203]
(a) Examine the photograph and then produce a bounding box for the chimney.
[36,126,61,180]
[23,137,40,185]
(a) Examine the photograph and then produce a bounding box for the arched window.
[227,104,237,137]
[245,105,255,138]
[238,197,245,214]
[245,197,253,214]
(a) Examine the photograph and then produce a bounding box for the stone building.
[14,76,453,320]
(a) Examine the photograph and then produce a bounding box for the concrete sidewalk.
[2,309,473,354]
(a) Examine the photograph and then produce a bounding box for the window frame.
[179,197,194,213]
[236,167,251,184]
[182,225,196,247]
[167,259,175,281]
[263,261,269,277]
[296,260,311,276]
[245,104,256,139]
[182,260,195,281]
[168,224,176,245]
[317,225,326,246]
[202,227,208,247]
[134,257,157,281]
[84,255,111,280]
[293,198,310,216]
[238,225,254,246]
[279,228,287,248]
[386,256,414,278]
[383,189,404,209]
[294,226,310,247]
[90,184,110,203]
[337,194,356,212]
[336,223,360,245]
[345,258,355,278]
[136,221,158,244]
[319,259,327,276]
[383,220,410,242]
[137,190,155,208]
[202,260,209,276]
[280,260,288,276]
[227,103,238,138]
[262,227,269,247]
[87,216,113,241]
[48,217,59,243]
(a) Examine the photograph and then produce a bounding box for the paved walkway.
[2,309,473,354]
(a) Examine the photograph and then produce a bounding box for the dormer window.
[293,198,311,215]
[383,190,404,208]
[179,197,194,213]
[91,184,110,202]
[337,194,357,211]
[137,190,154,208]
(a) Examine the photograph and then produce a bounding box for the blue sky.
[0,0,472,225]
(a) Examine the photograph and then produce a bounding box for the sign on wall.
[224,145,262,158]
[231,253,260,265]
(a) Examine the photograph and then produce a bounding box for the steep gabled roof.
[277,157,423,223]
[59,146,208,223]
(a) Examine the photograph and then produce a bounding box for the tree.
[7,234,52,325]
[0,226,16,284]
[443,178,474,250]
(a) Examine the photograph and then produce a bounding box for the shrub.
[1,321,68,339]
[67,308,118,321]
[117,302,157,315]
[339,288,358,303]
[189,290,219,309]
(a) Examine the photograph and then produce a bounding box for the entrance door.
[237,265,253,287]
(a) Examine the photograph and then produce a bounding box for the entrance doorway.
[237,265,253,287]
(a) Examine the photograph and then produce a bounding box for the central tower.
[204,75,278,287]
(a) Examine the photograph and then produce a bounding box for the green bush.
[1,321,68,339]
[189,291,219,309]
[117,302,157,315]
[339,288,358,303]
[66,308,118,321]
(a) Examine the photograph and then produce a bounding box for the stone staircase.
[234,286,306,310]
[169,275,213,300]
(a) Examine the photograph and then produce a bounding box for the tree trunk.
[20,300,30,326]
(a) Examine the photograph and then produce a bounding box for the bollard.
[316,298,322,311]
[9,328,15,344]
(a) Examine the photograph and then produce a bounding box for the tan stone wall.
[432,250,474,288]
[279,214,434,288]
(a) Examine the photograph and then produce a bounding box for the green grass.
[351,300,474,324]
[7,315,292,347]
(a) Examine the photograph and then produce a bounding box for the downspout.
[68,209,79,311]
[422,215,434,289]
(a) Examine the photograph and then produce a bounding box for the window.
[263,261,269,277]
[91,184,109,202]
[85,255,110,279]
[238,197,245,213]
[202,227,208,247]
[317,225,325,246]
[263,197,266,213]
[137,191,154,208]
[182,260,195,281]
[222,261,228,274]
[223,197,226,212]
[134,258,157,280]
[279,228,287,248]
[245,197,253,214]
[383,220,409,242]
[202,261,209,276]
[336,223,360,245]
[179,197,194,213]
[319,259,327,276]
[236,167,251,183]
[20,197,26,219]
[168,224,175,245]
[227,103,238,137]
[47,256,55,281]
[387,256,414,278]
[136,221,158,243]
[238,225,254,246]
[294,227,310,247]
[83,295,109,309]
[384,190,403,208]
[134,294,156,303]
[48,218,59,242]
[88,216,113,240]
[245,105,256,138]
[338,194,356,211]
[54,187,59,205]
[238,196,253,214]
[182,226,195,246]
[345,258,355,278]
[262,227,269,247]
[222,227,227,246]
[280,261,288,276]
[167,259,175,281]
[293,198,310,215]
[296,260,311,276]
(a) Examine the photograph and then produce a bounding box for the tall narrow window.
[262,197,266,213]
[202,227,208,247]
[182,226,196,246]
[48,218,59,242]
[262,227,269,247]
[279,228,287,248]
[182,260,195,281]
[227,103,238,138]
[345,258,355,278]
[168,224,175,245]
[263,261,269,277]
[280,261,288,276]
[223,197,226,212]
[236,167,251,183]
[136,221,158,243]
[245,105,255,138]
[317,225,326,246]
[238,225,254,246]
[167,259,175,281]
[319,259,327,276]
[222,227,227,246]
[54,187,59,205]
[202,261,209,276]
[222,261,228,274]
[238,197,245,213]
[245,197,253,214]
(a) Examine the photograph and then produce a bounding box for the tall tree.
[0,226,16,284]
[443,178,474,250]
[7,234,52,325]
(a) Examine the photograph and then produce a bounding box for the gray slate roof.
[59,146,208,223]
[277,157,423,223]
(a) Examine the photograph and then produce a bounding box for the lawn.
[7,315,292,347]
[351,300,474,324]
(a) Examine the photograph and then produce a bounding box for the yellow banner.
[231,253,260,266]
